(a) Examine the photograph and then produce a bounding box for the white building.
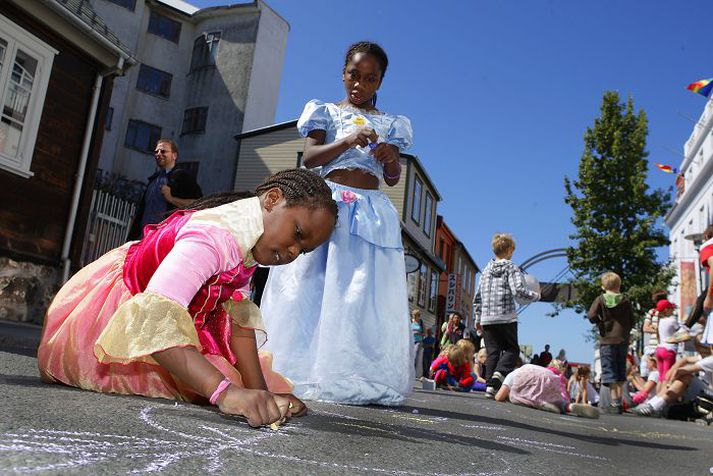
[91,0,288,194]
[665,97,713,316]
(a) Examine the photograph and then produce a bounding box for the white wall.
[242,0,288,132]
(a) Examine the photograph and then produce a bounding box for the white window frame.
[0,14,57,178]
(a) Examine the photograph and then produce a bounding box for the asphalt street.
[0,338,711,475]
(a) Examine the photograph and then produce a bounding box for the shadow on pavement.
[293,412,530,454]
[389,404,698,452]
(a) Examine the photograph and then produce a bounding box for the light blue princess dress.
[260,99,414,405]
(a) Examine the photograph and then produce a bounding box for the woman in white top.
[655,299,679,392]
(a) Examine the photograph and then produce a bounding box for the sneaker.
[632,403,661,417]
[605,404,623,415]
[485,386,495,399]
[490,372,504,392]
[569,403,600,419]
[666,328,692,344]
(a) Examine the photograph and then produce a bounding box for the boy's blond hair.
[447,346,467,367]
[492,233,515,257]
[455,339,475,364]
[601,272,621,291]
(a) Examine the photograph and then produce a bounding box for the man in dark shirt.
[128,139,202,240]
[539,344,553,367]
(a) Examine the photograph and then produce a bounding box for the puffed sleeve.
[385,115,413,151]
[94,225,241,365]
[297,99,331,137]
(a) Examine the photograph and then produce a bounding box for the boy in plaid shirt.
[474,233,540,398]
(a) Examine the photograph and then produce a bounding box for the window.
[411,176,422,224]
[190,32,221,71]
[148,11,181,43]
[136,64,172,98]
[106,0,136,10]
[0,15,57,178]
[428,270,438,313]
[423,192,433,236]
[125,119,161,154]
[408,268,417,303]
[105,107,113,131]
[181,107,207,134]
[417,263,427,307]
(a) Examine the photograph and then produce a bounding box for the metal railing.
[80,189,136,266]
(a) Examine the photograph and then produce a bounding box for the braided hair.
[344,41,388,107]
[188,168,338,221]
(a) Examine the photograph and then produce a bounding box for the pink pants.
[655,347,676,381]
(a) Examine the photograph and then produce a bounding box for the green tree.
[563,91,673,322]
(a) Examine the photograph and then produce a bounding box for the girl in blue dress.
[260,41,414,405]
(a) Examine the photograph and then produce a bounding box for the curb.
[0,320,41,350]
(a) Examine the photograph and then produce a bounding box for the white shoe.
[485,386,495,399]
[540,402,562,414]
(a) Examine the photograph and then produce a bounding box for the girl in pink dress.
[38,169,337,428]
[494,361,599,419]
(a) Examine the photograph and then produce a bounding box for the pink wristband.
[209,378,231,405]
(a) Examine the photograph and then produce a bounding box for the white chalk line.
[496,436,608,461]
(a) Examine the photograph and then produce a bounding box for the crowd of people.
[416,228,713,424]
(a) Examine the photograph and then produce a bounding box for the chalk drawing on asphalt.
[0,402,608,474]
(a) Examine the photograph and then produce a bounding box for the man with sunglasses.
[128,139,202,240]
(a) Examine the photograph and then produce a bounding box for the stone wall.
[0,258,60,325]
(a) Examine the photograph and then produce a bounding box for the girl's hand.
[371,143,400,164]
[218,387,287,427]
[345,127,378,148]
[276,393,308,417]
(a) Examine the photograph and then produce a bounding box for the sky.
[193,0,709,364]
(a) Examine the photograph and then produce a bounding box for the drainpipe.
[60,72,104,283]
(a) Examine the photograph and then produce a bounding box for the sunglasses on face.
[154,149,172,155]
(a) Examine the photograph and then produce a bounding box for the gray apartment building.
[91,0,288,194]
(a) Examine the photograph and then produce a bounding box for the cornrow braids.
[344,41,389,79]
[188,169,337,222]
[255,168,338,221]
[186,191,255,211]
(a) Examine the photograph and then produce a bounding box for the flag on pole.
[655,163,678,174]
[687,78,713,97]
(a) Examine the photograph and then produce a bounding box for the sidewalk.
[0,319,41,353]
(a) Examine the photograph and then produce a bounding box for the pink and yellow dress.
[37,197,291,402]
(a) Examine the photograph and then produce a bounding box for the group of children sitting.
[427,338,600,419]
